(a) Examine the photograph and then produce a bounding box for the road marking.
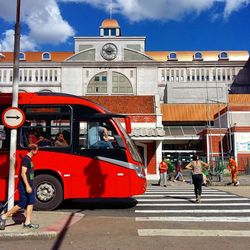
[138,229,250,237]
[137,194,236,197]
[136,198,249,202]
[145,191,227,194]
[137,203,250,207]
[136,216,250,222]
[135,209,250,213]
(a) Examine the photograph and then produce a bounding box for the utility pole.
[8,0,21,210]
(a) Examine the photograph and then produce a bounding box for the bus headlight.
[135,166,145,178]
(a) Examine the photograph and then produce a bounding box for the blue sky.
[0,0,250,52]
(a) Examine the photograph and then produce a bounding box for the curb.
[0,212,84,240]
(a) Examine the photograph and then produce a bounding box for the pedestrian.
[228,155,239,186]
[158,158,168,187]
[0,144,39,230]
[174,161,185,182]
[185,155,209,203]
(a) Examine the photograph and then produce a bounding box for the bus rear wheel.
[34,174,63,211]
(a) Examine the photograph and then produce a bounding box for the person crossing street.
[0,144,39,230]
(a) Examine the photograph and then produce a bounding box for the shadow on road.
[58,198,138,211]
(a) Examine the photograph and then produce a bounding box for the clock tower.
[99,18,121,37]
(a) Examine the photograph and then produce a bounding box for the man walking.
[0,144,39,230]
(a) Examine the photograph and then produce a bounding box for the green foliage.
[216,159,226,173]
[165,159,175,173]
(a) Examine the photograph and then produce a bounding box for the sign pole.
[8,0,21,210]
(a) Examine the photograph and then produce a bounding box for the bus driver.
[88,122,113,149]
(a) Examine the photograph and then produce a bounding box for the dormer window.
[219,51,228,60]
[42,52,51,60]
[19,52,25,60]
[194,52,203,60]
[168,52,177,60]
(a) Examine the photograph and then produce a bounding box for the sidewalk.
[0,211,84,240]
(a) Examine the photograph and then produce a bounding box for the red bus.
[0,93,146,210]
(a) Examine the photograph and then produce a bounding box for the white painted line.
[135,209,250,213]
[136,216,250,222]
[145,191,227,194]
[138,229,250,237]
[137,203,250,207]
[137,194,236,197]
[136,198,249,202]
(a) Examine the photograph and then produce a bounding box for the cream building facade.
[0,18,250,177]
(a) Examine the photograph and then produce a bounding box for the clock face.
[101,43,118,60]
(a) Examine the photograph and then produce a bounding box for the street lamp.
[8,0,21,210]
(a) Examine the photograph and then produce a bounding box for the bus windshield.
[114,118,143,164]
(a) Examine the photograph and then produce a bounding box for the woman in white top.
[185,155,209,203]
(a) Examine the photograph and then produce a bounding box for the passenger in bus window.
[54,132,69,147]
[88,122,113,149]
[28,127,51,147]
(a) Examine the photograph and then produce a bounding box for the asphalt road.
[1,183,250,250]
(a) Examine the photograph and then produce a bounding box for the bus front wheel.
[34,174,63,211]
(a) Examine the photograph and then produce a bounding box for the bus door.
[73,106,131,198]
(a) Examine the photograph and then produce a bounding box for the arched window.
[42,52,51,60]
[112,72,133,94]
[219,51,228,60]
[168,52,177,60]
[19,52,25,60]
[194,52,203,60]
[87,72,107,94]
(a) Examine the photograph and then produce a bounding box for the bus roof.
[0,92,110,114]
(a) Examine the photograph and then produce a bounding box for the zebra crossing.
[134,183,250,237]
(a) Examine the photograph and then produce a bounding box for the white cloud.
[0,0,249,51]
[0,29,37,51]
[0,0,75,51]
[224,0,250,18]
[59,0,250,21]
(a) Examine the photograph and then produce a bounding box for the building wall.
[146,142,157,175]
[61,67,83,94]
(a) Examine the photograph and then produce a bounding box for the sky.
[0,0,250,53]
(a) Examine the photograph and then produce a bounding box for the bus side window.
[20,105,72,148]
[0,125,10,150]
[0,125,6,149]
[79,121,88,149]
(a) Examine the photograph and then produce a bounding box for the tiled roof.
[145,51,249,62]
[161,94,250,122]
[84,96,155,114]
[131,127,165,137]
[1,51,248,63]
[161,103,224,122]
[0,52,74,62]
[229,94,250,104]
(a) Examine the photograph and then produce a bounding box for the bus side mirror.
[125,117,131,134]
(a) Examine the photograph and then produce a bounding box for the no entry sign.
[1,107,25,129]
